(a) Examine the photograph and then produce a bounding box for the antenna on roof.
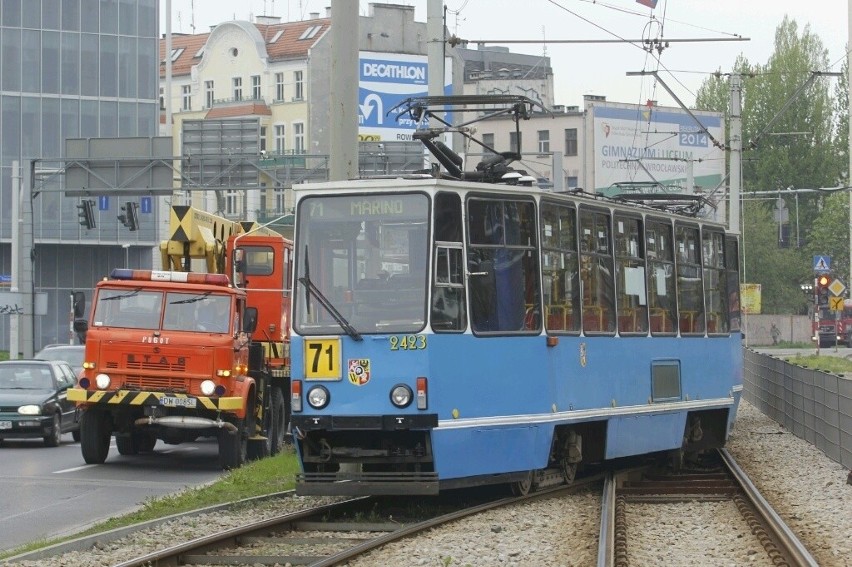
[190,0,196,34]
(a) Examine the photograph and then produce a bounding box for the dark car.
[34,344,85,377]
[0,360,80,446]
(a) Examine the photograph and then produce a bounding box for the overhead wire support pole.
[626,70,726,151]
[747,71,842,150]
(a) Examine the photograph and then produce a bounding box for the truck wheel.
[116,435,138,455]
[137,432,157,452]
[269,387,287,456]
[43,414,61,447]
[81,410,111,464]
[218,419,247,470]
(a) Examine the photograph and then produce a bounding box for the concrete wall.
[742,314,811,346]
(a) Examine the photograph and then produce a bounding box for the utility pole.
[847,0,851,289]
[729,73,742,236]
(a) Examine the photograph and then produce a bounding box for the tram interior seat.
[650,308,674,333]
[583,304,605,332]
[546,304,574,330]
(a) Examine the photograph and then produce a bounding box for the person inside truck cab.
[196,296,231,333]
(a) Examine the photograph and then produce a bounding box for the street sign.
[141,196,151,214]
[98,195,109,211]
[829,296,845,311]
[828,278,846,297]
[813,255,831,273]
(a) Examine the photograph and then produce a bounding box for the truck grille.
[123,375,188,392]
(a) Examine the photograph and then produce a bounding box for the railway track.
[112,478,602,567]
[596,449,819,567]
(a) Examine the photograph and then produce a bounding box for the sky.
[160,0,849,109]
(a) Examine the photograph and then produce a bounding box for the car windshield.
[35,347,84,369]
[0,365,54,389]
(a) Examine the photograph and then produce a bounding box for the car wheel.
[44,414,61,447]
[80,410,111,464]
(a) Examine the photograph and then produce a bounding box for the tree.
[695,17,844,313]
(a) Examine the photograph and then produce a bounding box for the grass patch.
[0,450,299,560]
[785,354,852,374]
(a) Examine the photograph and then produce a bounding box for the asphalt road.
[0,432,225,554]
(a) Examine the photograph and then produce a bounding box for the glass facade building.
[0,0,159,349]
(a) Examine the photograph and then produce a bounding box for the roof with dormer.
[159,17,330,78]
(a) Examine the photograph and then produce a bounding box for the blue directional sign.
[813,255,831,273]
[98,195,109,211]
[141,196,151,214]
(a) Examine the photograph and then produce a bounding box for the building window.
[225,189,241,216]
[274,184,285,211]
[482,133,494,149]
[232,77,242,101]
[566,176,578,188]
[205,80,214,108]
[538,130,550,153]
[275,72,284,101]
[260,126,267,152]
[274,124,286,153]
[509,131,522,153]
[564,128,578,156]
[251,75,261,100]
[294,122,305,154]
[294,70,304,100]
[181,85,191,111]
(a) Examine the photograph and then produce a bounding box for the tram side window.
[540,201,580,333]
[579,209,615,333]
[467,198,540,333]
[675,224,705,335]
[702,230,728,334]
[432,192,467,332]
[646,220,677,334]
[725,236,741,332]
[615,215,648,334]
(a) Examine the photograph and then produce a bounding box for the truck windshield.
[164,292,231,333]
[92,289,164,329]
[294,193,429,335]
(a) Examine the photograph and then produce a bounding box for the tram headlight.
[95,373,111,390]
[307,386,330,409]
[200,380,216,396]
[390,384,413,408]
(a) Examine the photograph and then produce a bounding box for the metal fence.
[743,348,852,468]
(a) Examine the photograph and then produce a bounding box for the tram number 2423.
[304,335,428,379]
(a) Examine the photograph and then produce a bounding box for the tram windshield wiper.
[298,276,362,341]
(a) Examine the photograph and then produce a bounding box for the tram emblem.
[348,359,371,386]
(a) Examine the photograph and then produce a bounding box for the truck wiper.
[298,276,362,341]
[100,288,142,301]
[169,292,212,305]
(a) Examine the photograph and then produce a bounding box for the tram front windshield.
[294,193,429,335]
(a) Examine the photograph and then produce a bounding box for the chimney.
[256,15,281,25]
[309,11,319,19]
[326,7,331,17]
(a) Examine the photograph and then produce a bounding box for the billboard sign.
[358,51,452,142]
[589,102,724,198]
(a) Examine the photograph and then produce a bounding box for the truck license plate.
[0,420,11,430]
[160,396,197,408]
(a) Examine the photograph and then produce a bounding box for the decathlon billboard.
[358,51,452,142]
[587,102,724,197]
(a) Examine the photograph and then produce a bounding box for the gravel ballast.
[5,399,851,566]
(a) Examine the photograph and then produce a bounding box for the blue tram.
[289,97,742,496]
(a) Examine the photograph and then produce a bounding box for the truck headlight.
[95,373,111,389]
[200,380,216,396]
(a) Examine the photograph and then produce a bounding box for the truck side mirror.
[73,291,86,318]
[243,307,258,333]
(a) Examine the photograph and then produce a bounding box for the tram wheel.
[510,471,536,496]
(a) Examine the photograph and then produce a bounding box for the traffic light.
[77,199,96,230]
[118,202,139,231]
[816,274,832,306]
